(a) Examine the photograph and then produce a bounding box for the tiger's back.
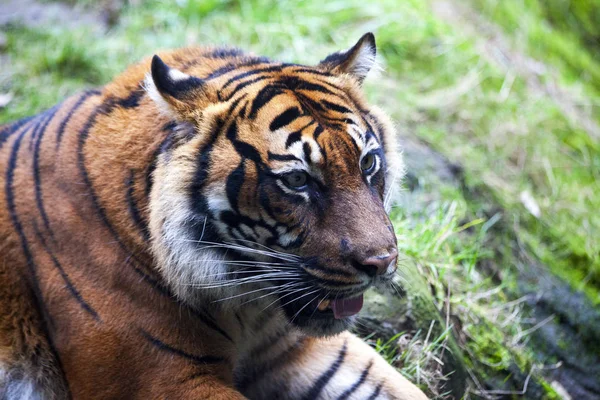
[0,49,250,399]
[0,38,427,399]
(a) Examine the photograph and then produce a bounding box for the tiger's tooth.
[317,300,331,311]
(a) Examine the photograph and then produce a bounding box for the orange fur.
[0,36,426,399]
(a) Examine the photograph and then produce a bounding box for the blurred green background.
[1,0,599,398]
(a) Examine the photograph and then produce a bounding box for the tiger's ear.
[144,55,214,120]
[318,33,377,84]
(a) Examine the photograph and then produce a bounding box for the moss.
[539,378,562,400]
[465,323,512,371]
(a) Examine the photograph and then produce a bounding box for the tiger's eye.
[283,171,308,189]
[360,153,375,173]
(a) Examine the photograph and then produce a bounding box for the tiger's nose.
[354,248,398,277]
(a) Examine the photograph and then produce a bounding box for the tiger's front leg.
[241,331,427,400]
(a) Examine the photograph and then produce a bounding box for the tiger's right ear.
[144,55,214,120]
[318,33,377,84]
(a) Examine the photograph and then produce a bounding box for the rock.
[516,257,600,399]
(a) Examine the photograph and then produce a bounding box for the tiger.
[0,33,428,399]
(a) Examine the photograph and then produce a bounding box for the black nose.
[353,248,398,277]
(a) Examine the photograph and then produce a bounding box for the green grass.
[469,0,600,101]
[372,328,453,398]
[2,0,598,397]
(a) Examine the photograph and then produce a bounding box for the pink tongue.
[331,295,364,319]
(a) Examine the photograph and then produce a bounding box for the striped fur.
[0,34,426,399]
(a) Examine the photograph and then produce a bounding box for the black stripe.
[56,90,99,149]
[204,58,269,80]
[33,222,101,321]
[6,115,46,152]
[321,99,352,115]
[33,106,60,237]
[366,114,386,151]
[302,142,312,164]
[236,337,306,392]
[267,152,301,162]
[140,329,225,365]
[284,120,316,148]
[115,85,145,109]
[247,328,289,359]
[294,92,345,132]
[289,67,334,77]
[29,109,54,151]
[77,108,119,239]
[131,267,234,343]
[145,122,176,198]
[189,135,219,215]
[189,95,247,215]
[337,360,373,399]
[270,107,302,132]
[188,309,234,344]
[77,103,157,282]
[226,161,245,213]
[0,116,34,150]
[301,340,348,400]
[248,85,285,119]
[366,382,383,400]
[0,117,35,149]
[5,123,72,399]
[26,111,50,154]
[307,76,348,94]
[285,131,302,148]
[227,120,263,164]
[131,265,173,297]
[126,170,150,241]
[304,76,354,103]
[221,65,283,91]
[313,125,324,140]
[235,312,245,332]
[220,75,271,102]
[293,80,336,96]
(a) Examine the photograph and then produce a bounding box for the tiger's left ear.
[318,33,377,84]
[144,55,215,120]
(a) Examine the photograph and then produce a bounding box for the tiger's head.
[146,33,404,336]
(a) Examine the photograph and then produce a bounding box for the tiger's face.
[147,33,404,336]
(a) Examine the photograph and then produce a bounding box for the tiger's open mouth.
[277,290,366,336]
[312,295,364,319]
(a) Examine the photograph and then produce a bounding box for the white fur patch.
[168,68,191,82]
[0,369,42,400]
[149,144,284,309]
[348,41,379,81]
[143,73,177,118]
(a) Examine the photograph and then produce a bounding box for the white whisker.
[278,288,321,310]
[182,238,302,262]
[258,284,312,313]
[197,269,299,279]
[211,281,301,303]
[240,282,307,307]
[288,292,321,326]
[181,275,302,289]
